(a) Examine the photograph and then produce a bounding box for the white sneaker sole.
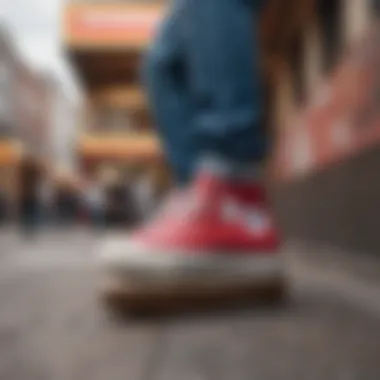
[98,235,285,289]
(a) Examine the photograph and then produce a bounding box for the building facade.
[0,27,17,138]
[268,0,380,254]
[0,23,76,216]
[63,1,165,184]
[16,69,51,159]
[48,78,80,173]
[0,25,23,214]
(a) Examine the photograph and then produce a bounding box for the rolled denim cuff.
[198,154,263,181]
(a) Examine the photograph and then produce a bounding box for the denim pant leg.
[183,0,266,164]
[144,0,265,183]
[143,3,199,184]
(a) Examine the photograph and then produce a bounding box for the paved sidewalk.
[0,231,379,380]
[286,241,380,316]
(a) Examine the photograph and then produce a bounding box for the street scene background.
[1,0,380,379]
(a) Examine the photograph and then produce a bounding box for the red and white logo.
[222,199,272,235]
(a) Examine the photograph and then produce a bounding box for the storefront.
[64,2,168,224]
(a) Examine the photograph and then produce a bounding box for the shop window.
[317,0,343,74]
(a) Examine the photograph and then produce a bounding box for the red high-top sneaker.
[99,169,285,310]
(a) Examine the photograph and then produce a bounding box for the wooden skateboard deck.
[100,276,287,315]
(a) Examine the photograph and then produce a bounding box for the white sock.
[198,155,263,182]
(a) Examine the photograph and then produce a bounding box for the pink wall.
[273,24,380,183]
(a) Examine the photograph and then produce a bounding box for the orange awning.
[64,3,164,49]
[79,134,163,161]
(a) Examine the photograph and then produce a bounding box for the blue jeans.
[143,0,266,184]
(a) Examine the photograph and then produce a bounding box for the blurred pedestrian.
[133,171,155,220]
[0,190,7,225]
[123,177,140,227]
[85,180,105,230]
[38,178,54,228]
[18,158,41,237]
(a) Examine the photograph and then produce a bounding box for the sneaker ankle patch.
[222,198,272,235]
